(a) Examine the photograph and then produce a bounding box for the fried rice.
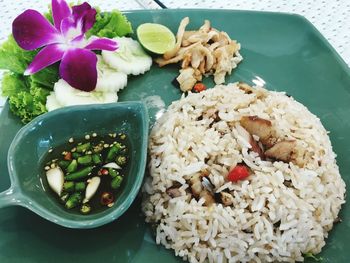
[142,83,346,263]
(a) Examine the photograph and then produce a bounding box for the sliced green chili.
[65,166,94,181]
[72,152,82,159]
[80,203,91,214]
[63,181,75,193]
[67,159,78,173]
[65,192,82,209]
[116,155,127,166]
[108,168,119,178]
[75,182,86,192]
[92,154,102,164]
[76,142,91,153]
[106,143,122,162]
[58,160,70,169]
[111,175,123,189]
[77,155,92,165]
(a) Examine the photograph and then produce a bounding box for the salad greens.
[0,36,59,122]
[0,74,50,123]
[0,8,133,123]
[86,10,133,38]
[0,36,36,74]
[2,73,53,123]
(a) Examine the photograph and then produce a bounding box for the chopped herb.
[304,252,323,262]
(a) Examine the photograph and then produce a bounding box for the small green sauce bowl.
[0,102,149,229]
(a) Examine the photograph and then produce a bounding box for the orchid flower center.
[65,26,82,42]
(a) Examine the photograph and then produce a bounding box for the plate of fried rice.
[0,9,349,263]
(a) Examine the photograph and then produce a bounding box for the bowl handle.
[0,187,21,209]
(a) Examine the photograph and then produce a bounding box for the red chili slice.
[227,164,250,182]
[193,83,206,92]
[101,192,114,205]
[64,152,72,161]
[100,169,109,176]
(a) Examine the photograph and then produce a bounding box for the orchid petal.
[72,2,96,33]
[84,37,118,51]
[12,10,61,50]
[25,44,66,75]
[61,16,82,40]
[72,2,91,18]
[59,48,97,92]
[51,0,72,30]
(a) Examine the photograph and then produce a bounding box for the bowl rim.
[6,101,149,229]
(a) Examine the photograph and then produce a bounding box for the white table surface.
[0,0,349,110]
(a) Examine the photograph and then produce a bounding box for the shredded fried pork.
[155,17,242,92]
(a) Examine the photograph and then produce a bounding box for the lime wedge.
[137,23,176,55]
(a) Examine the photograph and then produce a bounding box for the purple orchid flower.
[12,0,118,92]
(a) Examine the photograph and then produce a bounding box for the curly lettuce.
[2,73,50,123]
[0,36,59,123]
[0,35,36,74]
[87,10,133,38]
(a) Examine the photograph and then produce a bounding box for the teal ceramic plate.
[1,9,350,263]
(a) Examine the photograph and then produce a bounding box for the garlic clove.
[103,162,122,170]
[46,167,64,196]
[83,177,101,203]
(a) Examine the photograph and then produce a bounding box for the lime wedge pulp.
[137,23,176,55]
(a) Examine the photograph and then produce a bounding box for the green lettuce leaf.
[0,63,58,124]
[1,72,50,123]
[44,8,54,24]
[87,10,133,38]
[0,35,36,74]
[0,9,58,123]
[1,72,28,97]
[29,65,59,90]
